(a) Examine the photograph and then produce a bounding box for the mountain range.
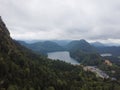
[19,41,65,55]
[19,39,97,55]
[1,16,120,89]
[19,39,102,65]
[18,37,120,65]
[91,42,105,47]
[19,39,120,57]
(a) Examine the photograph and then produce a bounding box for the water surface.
[100,53,112,57]
[48,51,79,65]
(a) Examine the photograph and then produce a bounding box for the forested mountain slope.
[65,40,102,65]
[0,17,120,90]
[66,39,97,53]
[19,41,64,55]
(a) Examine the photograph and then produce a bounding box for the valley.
[0,17,120,90]
[1,0,120,89]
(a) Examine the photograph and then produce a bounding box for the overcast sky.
[0,0,120,44]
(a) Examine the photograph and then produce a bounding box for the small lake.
[100,53,112,57]
[48,51,79,65]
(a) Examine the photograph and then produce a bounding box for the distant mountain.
[65,40,102,65]
[0,16,84,89]
[19,39,102,65]
[0,17,85,89]
[18,40,29,46]
[102,56,120,66]
[1,16,120,90]
[104,43,120,47]
[66,39,97,53]
[86,41,120,65]
[96,46,120,57]
[90,41,120,57]
[52,40,71,46]
[19,41,65,54]
[91,42,105,47]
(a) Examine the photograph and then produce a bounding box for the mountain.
[91,42,105,47]
[18,40,29,46]
[66,39,97,53]
[0,17,81,89]
[104,43,120,47]
[19,40,103,65]
[96,46,120,57]
[91,42,120,58]
[95,45,120,65]
[1,17,120,90]
[0,16,77,90]
[0,17,21,57]
[52,40,71,46]
[19,41,65,55]
[65,40,102,65]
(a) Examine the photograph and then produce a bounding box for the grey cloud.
[0,0,120,43]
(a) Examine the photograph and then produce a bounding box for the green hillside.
[65,40,102,65]
[66,39,97,53]
[19,41,64,55]
[0,17,120,90]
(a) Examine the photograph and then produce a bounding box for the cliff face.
[0,17,18,55]
[0,16,10,36]
[0,17,39,89]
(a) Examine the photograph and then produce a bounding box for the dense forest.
[19,39,102,66]
[19,41,65,55]
[65,40,102,65]
[19,37,120,66]
[0,17,120,90]
[96,46,120,57]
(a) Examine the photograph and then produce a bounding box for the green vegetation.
[96,46,120,57]
[0,17,120,90]
[19,41,65,55]
[65,39,102,65]
[99,63,120,81]
[65,39,97,53]
[70,50,102,65]
[102,56,120,66]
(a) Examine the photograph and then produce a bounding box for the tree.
[44,86,55,90]
[7,85,18,90]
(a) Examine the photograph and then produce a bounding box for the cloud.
[0,0,120,43]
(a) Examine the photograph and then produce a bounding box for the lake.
[100,53,112,57]
[48,51,79,65]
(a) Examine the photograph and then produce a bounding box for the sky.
[0,0,120,44]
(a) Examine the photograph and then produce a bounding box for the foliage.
[0,17,120,90]
[19,41,65,55]
[96,46,120,57]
